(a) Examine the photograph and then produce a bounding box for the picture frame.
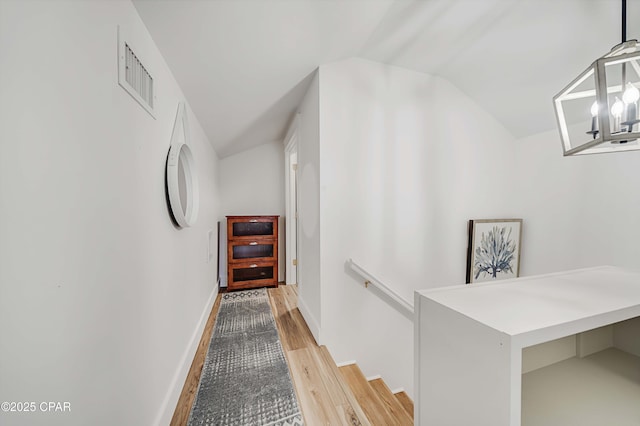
[466,219,523,284]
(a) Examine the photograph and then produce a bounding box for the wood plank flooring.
[338,364,403,426]
[170,285,413,425]
[393,391,414,420]
[268,284,316,352]
[268,285,371,425]
[318,346,372,426]
[368,378,413,425]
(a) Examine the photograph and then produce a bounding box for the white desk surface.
[417,266,640,337]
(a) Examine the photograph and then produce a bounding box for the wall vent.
[125,43,153,107]
[118,26,156,118]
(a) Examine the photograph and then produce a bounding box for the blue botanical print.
[474,226,516,280]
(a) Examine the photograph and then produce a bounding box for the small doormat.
[188,288,304,426]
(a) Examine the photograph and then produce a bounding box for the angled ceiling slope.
[134,0,640,158]
[133,0,395,157]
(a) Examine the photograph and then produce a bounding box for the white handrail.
[347,258,414,318]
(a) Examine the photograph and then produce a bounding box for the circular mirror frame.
[166,103,199,228]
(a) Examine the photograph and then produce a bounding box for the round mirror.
[167,143,199,227]
[178,154,188,215]
[166,103,199,228]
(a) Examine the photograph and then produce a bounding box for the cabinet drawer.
[228,261,277,289]
[228,240,276,263]
[232,264,274,282]
[227,216,277,240]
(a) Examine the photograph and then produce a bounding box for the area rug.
[188,288,304,426]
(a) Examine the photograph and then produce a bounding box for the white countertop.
[417,266,640,337]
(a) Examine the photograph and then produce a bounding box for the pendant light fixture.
[554,0,640,155]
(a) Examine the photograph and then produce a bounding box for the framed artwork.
[466,219,523,284]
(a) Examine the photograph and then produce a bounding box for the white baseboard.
[391,387,405,394]
[297,293,322,345]
[366,374,382,381]
[154,287,218,426]
[335,360,357,367]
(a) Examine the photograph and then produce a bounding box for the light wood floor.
[268,285,373,425]
[170,285,412,425]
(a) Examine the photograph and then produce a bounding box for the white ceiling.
[133,0,640,157]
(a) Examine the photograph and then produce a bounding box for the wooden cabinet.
[226,215,278,290]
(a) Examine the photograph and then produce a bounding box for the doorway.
[284,120,298,286]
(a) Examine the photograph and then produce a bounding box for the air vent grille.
[124,43,153,109]
[118,25,155,118]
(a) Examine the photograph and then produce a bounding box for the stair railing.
[347,258,414,320]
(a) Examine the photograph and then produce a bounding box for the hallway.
[170,285,413,425]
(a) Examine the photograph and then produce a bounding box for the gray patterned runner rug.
[187,288,304,426]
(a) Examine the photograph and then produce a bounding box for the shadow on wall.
[165,149,181,229]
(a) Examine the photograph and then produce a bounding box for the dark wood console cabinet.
[226,215,279,290]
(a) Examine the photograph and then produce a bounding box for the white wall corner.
[413,292,422,423]
[154,287,218,426]
[283,112,301,151]
[297,293,322,345]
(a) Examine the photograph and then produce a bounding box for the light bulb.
[588,100,599,137]
[611,97,624,116]
[623,83,640,104]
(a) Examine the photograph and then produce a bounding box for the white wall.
[296,71,323,342]
[508,116,640,373]
[0,2,221,425]
[315,58,518,395]
[515,128,640,276]
[219,141,285,284]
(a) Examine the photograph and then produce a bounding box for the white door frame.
[284,113,300,285]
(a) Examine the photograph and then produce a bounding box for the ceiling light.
[554,0,640,155]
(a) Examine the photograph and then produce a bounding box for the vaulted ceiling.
[133,0,640,157]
